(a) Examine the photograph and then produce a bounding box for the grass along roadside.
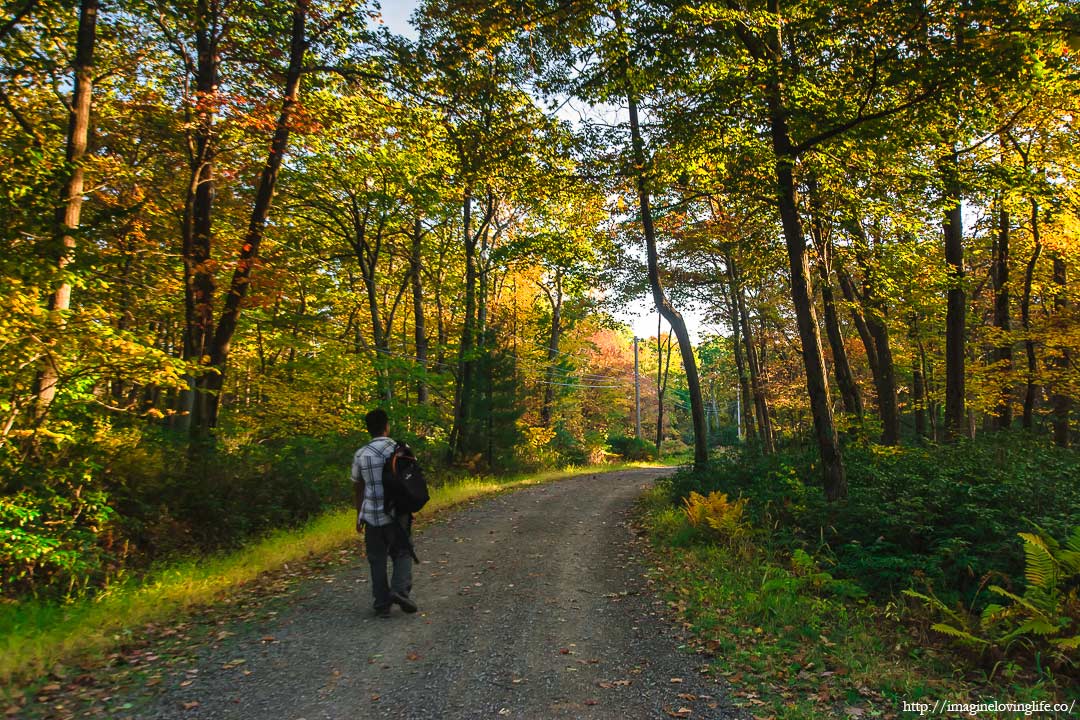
[0,462,654,690]
[635,486,1069,720]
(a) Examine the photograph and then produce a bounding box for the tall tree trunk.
[991,191,1013,430]
[200,0,306,429]
[1021,198,1042,429]
[1051,253,1070,446]
[837,267,881,386]
[449,189,477,459]
[655,327,673,455]
[942,152,968,440]
[728,255,774,452]
[34,0,98,417]
[843,220,899,445]
[540,270,562,428]
[410,218,428,405]
[807,177,862,419]
[764,115,844,496]
[179,0,220,432]
[756,0,844,497]
[623,91,709,469]
[723,267,756,442]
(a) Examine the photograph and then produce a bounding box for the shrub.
[608,434,657,461]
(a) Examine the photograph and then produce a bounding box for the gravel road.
[90,468,747,719]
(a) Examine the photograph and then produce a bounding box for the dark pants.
[364,514,413,611]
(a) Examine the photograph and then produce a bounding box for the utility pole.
[735,386,742,441]
[633,336,641,439]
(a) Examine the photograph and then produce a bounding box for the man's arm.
[351,451,365,531]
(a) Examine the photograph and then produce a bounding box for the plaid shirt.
[352,436,397,527]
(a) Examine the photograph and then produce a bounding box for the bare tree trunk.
[200,0,306,429]
[722,267,755,442]
[1021,198,1042,429]
[655,327,673,454]
[942,152,968,440]
[179,0,220,433]
[842,220,899,445]
[624,93,709,469]
[807,178,862,419]
[411,218,428,405]
[34,0,98,417]
[991,190,1013,430]
[540,270,562,428]
[728,255,774,452]
[757,0,844,497]
[1051,253,1070,446]
[449,190,476,459]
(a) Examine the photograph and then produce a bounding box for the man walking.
[353,408,418,618]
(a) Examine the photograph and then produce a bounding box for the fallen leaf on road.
[844,708,865,717]
[584,699,598,706]
[406,652,421,661]
[181,701,200,710]
[370,694,380,702]
[678,693,698,701]
[665,707,692,718]
[179,680,194,688]
[670,677,684,683]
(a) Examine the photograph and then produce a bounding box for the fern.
[1018,532,1058,589]
[1050,635,1080,650]
[908,526,1080,667]
[930,622,988,645]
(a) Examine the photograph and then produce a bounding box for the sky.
[372,1,713,343]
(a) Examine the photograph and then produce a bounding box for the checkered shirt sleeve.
[352,437,397,527]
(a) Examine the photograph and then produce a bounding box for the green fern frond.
[903,589,965,625]
[930,623,988,645]
[1018,533,1059,589]
[988,585,1049,620]
[1015,618,1063,637]
[980,603,1011,626]
[1050,635,1080,650]
[1065,527,1080,555]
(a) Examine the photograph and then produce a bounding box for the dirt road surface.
[40,468,747,719]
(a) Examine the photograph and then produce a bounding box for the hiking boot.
[374,605,392,618]
[390,591,417,614]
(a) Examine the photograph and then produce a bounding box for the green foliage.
[905,526,1080,673]
[1,425,360,601]
[668,436,1080,602]
[607,434,658,461]
[0,463,117,600]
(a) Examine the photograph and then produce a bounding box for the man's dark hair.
[365,408,389,436]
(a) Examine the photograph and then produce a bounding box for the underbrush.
[639,479,1077,719]
[650,435,1080,710]
[667,436,1080,603]
[1,426,365,601]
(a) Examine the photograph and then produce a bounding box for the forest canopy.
[1,0,1078,601]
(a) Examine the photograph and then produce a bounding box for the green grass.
[0,462,651,688]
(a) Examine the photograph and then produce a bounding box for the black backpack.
[382,442,429,515]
